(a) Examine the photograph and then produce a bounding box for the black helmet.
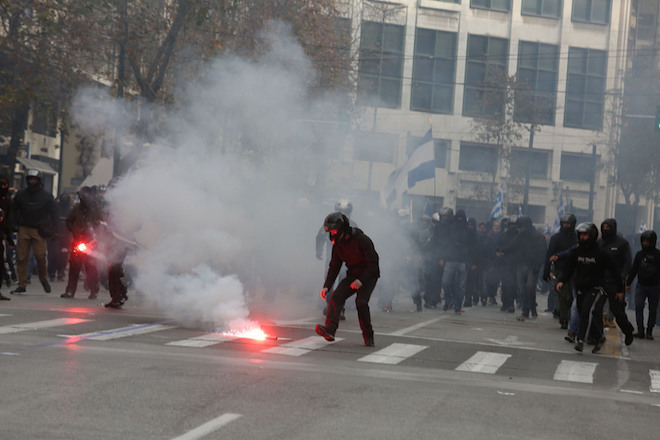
[334,198,353,218]
[78,186,95,206]
[560,213,577,229]
[640,230,657,250]
[324,212,351,244]
[576,222,598,246]
[26,168,42,190]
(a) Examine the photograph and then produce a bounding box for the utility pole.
[588,143,597,220]
[522,123,536,214]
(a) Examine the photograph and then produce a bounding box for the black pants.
[325,277,377,338]
[66,251,99,295]
[576,287,607,343]
[604,283,634,336]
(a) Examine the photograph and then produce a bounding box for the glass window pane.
[537,71,557,92]
[434,59,455,83]
[491,0,509,10]
[587,51,606,74]
[384,25,405,52]
[583,102,603,128]
[412,83,432,110]
[542,0,561,17]
[591,0,609,23]
[489,38,508,64]
[361,22,381,49]
[382,56,403,78]
[564,100,584,126]
[436,32,455,57]
[432,85,453,112]
[416,29,435,55]
[415,57,434,81]
[468,36,487,59]
[522,0,541,14]
[585,76,605,97]
[572,0,589,21]
[466,62,485,85]
[539,44,559,70]
[568,48,586,73]
[380,78,402,108]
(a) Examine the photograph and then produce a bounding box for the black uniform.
[558,238,623,349]
[544,225,577,327]
[322,227,380,344]
[626,233,660,339]
[597,219,634,340]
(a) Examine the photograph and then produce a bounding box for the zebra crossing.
[2,314,660,392]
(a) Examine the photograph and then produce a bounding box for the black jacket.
[597,225,632,287]
[324,227,380,289]
[627,248,660,287]
[544,228,577,279]
[11,186,58,233]
[558,243,623,293]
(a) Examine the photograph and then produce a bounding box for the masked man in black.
[315,212,380,347]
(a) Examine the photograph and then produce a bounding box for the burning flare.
[220,320,267,341]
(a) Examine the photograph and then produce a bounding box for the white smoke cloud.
[71,21,351,330]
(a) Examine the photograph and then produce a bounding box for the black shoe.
[364,333,374,347]
[647,329,654,340]
[574,340,584,352]
[488,298,498,306]
[565,332,576,343]
[88,293,98,300]
[416,303,422,312]
[625,332,634,346]
[105,301,122,309]
[315,325,335,342]
[0,293,10,301]
[516,314,528,322]
[41,281,51,293]
[442,304,449,311]
[60,292,74,299]
[11,286,26,294]
[592,338,605,353]
[634,328,646,339]
[560,320,568,330]
[424,303,437,309]
[464,300,472,307]
[481,298,487,306]
[531,310,538,319]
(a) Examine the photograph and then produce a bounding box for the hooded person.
[441,209,475,314]
[10,169,59,295]
[543,213,578,330]
[626,230,660,340]
[598,219,635,345]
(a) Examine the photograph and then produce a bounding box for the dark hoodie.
[597,218,632,286]
[499,216,547,269]
[324,227,380,290]
[543,224,577,280]
[627,231,660,287]
[445,209,474,263]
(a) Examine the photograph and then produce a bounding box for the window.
[353,131,398,163]
[510,148,550,179]
[411,29,457,114]
[560,152,596,182]
[572,0,610,24]
[459,143,498,174]
[407,134,449,168]
[357,21,406,109]
[521,0,561,18]
[471,0,510,12]
[463,35,509,117]
[564,47,607,130]
[317,17,352,90]
[515,41,559,125]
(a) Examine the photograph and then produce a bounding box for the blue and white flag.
[380,129,435,210]
[518,205,523,216]
[488,183,504,221]
[552,194,565,234]
[639,222,648,233]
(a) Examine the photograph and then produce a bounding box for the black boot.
[647,328,654,340]
[633,327,646,339]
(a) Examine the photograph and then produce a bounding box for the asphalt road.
[1,283,659,440]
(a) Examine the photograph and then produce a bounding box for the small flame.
[75,242,87,253]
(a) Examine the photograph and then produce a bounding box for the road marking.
[167,333,238,347]
[0,318,89,334]
[262,335,344,356]
[485,335,531,347]
[170,413,242,440]
[357,343,428,365]
[553,360,598,384]
[650,370,660,393]
[387,318,444,336]
[455,351,511,374]
[65,323,176,341]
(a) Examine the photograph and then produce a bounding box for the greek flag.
[488,183,504,220]
[380,129,435,210]
[552,194,565,234]
[640,222,648,233]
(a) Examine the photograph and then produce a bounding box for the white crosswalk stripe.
[357,343,428,365]
[262,336,344,356]
[553,360,598,384]
[64,323,176,341]
[455,351,511,374]
[167,333,238,347]
[650,370,660,393]
[0,318,89,334]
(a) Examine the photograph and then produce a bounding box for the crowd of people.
[315,198,660,353]
[0,169,131,308]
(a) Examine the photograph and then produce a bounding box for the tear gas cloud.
[70,21,402,330]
